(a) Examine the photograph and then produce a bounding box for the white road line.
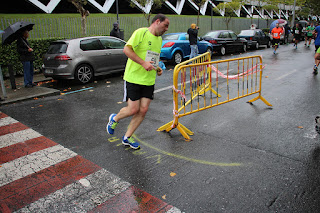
[0,116,19,127]
[0,128,42,149]
[0,145,77,187]
[275,69,298,80]
[16,169,131,213]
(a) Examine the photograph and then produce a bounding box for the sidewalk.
[0,73,60,105]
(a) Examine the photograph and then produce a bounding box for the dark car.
[238,29,272,49]
[201,30,248,56]
[160,32,214,64]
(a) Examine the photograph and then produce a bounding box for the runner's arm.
[315,53,320,60]
[123,45,155,71]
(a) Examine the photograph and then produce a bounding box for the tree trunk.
[81,16,86,36]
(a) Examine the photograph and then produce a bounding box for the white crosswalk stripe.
[0,116,19,127]
[0,145,77,187]
[0,128,42,149]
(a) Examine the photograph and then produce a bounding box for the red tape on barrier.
[210,64,265,80]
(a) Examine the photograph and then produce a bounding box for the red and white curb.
[0,112,181,213]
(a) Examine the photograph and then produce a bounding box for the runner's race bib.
[274,33,278,37]
[145,50,160,70]
[295,30,300,34]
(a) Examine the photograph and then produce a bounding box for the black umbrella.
[2,21,34,45]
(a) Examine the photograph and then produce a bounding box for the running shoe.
[122,136,140,149]
[273,50,276,54]
[107,113,118,135]
[313,65,318,75]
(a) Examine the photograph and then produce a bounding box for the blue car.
[160,32,215,64]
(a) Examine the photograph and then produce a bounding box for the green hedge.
[0,38,64,76]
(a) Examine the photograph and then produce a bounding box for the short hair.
[151,14,167,24]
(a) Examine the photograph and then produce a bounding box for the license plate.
[45,69,53,74]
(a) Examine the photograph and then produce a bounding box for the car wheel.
[173,51,183,64]
[220,46,226,56]
[267,40,271,48]
[255,42,259,49]
[242,44,247,52]
[206,47,212,57]
[75,64,93,84]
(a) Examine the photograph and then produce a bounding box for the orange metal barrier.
[157,54,272,140]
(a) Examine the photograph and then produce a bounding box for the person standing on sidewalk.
[110,22,121,39]
[313,24,320,74]
[17,30,35,88]
[187,23,199,59]
[106,14,170,149]
[292,23,303,49]
[271,23,283,54]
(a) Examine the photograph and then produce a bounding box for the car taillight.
[209,40,217,44]
[54,55,71,61]
[250,37,253,40]
[163,42,175,48]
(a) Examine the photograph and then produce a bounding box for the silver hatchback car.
[42,36,127,84]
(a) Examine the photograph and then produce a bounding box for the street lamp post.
[116,0,119,24]
[291,0,296,27]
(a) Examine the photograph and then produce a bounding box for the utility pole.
[291,0,296,27]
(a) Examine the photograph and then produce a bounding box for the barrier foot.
[158,121,194,141]
[177,123,193,141]
[157,121,174,132]
[247,95,272,107]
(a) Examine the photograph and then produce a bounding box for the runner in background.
[271,23,283,54]
[305,22,315,47]
[313,23,320,74]
[292,23,303,49]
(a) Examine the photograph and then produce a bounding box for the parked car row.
[42,29,273,84]
[161,29,272,64]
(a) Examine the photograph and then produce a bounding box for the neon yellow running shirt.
[317,47,320,54]
[123,27,162,86]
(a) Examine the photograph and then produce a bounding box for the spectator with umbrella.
[2,21,36,88]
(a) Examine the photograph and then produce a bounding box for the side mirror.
[198,37,203,41]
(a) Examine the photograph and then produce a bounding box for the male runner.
[271,23,283,54]
[106,14,170,149]
[313,23,320,74]
[305,23,315,47]
[292,23,303,49]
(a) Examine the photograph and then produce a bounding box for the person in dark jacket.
[17,30,35,88]
[110,22,121,39]
[187,23,199,59]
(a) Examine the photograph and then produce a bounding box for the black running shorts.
[124,81,154,101]
[272,39,280,45]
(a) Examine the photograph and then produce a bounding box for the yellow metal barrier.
[157,54,272,140]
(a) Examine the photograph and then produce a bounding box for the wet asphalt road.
[2,43,320,212]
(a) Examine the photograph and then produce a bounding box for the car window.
[238,30,255,36]
[255,32,259,37]
[47,42,68,54]
[80,39,103,51]
[162,34,179,40]
[184,34,189,40]
[99,37,126,49]
[229,32,237,39]
[203,31,220,38]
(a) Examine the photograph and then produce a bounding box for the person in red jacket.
[271,23,283,54]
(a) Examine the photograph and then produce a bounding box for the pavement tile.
[0,112,181,212]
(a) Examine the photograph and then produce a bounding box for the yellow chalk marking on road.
[133,135,242,167]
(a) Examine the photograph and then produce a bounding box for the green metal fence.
[0,16,273,41]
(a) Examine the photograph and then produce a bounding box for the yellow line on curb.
[133,135,242,167]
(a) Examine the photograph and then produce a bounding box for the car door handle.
[105,52,111,56]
